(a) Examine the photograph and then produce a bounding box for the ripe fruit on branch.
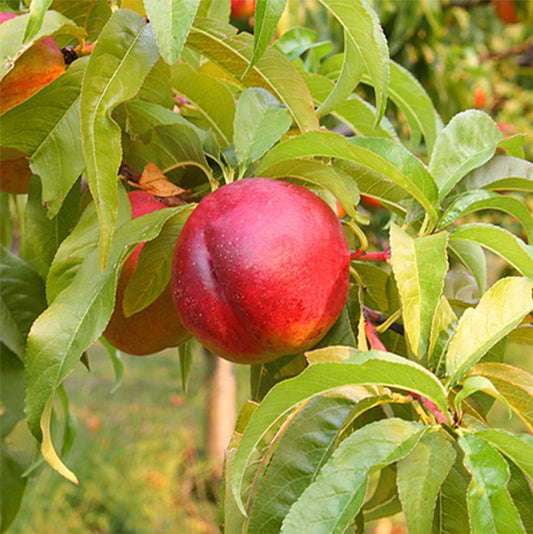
[0,12,66,115]
[172,178,350,364]
[103,191,190,356]
[231,0,255,20]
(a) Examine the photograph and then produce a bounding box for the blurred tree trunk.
[205,351,236,484]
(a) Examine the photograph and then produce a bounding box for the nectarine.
[0,12,66,115]
[103,191,190,356]
[172,178,350,364]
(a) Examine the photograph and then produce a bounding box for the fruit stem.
[364,321,387,352]
[350,248,391,262]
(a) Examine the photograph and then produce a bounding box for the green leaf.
[463,155,533,192]
[0,57,87,217]
[459,433,525,534]
[178,339,195,394]
[0,346,35,533]
[186,18,319,132]
[23,0,53,42]
[429,110,502,200]
[468,363,533,431]
[454,376,512,417]
[123,205,193,316]
[428,296,457,375]
[257,130,439,223]
[397,430,456,534]
[231,348,449,513]
[302,71,397,139]
[0,246,47,359]
[450,224,533,277]
[0,11,84,80]
[390,224,449,358]
[507,461,533,533]
[144,0,200,64]
[171,63,235,146]
[448,240,487,294]
[260,159,360,219]
[25,178,80,270]
[100,337,123,394]
[246,394,354,534]
[446,277,533,386]
[363,60,442,155]
[432,446,470,534]
[251,0,287,69]
[317,0,389,122]
[25,202,184,441]
[475,429,533,480]
[234,88,292,168]
[80,9,160,268]
[280,419,425,534]
[439,190,533,243]
[498,135,526,158]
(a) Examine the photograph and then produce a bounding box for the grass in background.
[10,345,240,534]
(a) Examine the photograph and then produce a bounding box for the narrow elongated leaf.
[186,18,319,132]
[398,430,456,534]
[25,203,184,440]
[260,159,360,219]
[0,11,84,79]
[439,191,533,242]
[459,434,525,534]
[81,9,160,268]
[317,0,389,121]
[280,419,425,534]
[463,155,533,192]
[0,58,87,217]
[385,61,441,154]
[144,0,200,64]
[450,224,533,277]
[123,205,194,316]
[0,247,47,359]
[448,241,487,294]
[430,110,502,200]
[308,72,398,139]
[454,376,512,417]
[171,63,235,146]
[432,446,470,534]
[390,224,448,358]
[246,394,354,534]
[257,130,439,222]
[468,363,533,431]
[251,0,287,69]
[231,348,449,513]
[428,296,457,375]
[23,0,53,42]
[476,429,533,479]
[446,277,533,386]
[507,461,533,533]
[234,88,292,167]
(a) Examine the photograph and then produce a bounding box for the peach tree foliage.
[0,0,533,532]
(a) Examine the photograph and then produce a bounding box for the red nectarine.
[172,178,350,364]
[103,191,190,356]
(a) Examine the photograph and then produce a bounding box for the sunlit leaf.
[450,224,533,277]
[428,296,457,375]
[390,224,448,358]
[430,110,502,200]
[80,9,160,268]
[144,0,200,64]
[251,0,287,69]
[23,0,53,42]
[448,240,487,295]
[468,363,533,431]
[462,155,533,192]
[446,277,533,386]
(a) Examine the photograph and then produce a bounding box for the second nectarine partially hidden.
[172,178,350,364]
[103,191,190,356]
